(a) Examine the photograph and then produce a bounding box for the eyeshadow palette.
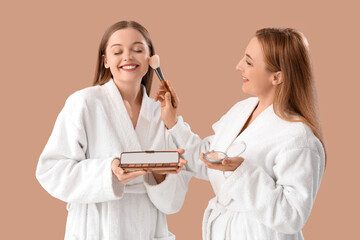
[119,151,179,172]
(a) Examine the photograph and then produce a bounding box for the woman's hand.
[111,158,148,184]
[200,152,244,171]
[155,80,179,129]
[152,148,187,183]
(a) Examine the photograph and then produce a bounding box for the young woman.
[157,28,326,239]
[36,21,191,240]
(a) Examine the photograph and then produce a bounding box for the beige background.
[1,0,359,239]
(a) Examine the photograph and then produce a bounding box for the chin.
[242,85,249,94]
[242,86,257,97]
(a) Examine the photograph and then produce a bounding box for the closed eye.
[246,61,252,66]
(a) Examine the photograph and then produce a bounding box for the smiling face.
[104,28,151,86]
[236,37,282,101]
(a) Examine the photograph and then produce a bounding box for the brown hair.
[93,21,154,95]
[255,28,326,164]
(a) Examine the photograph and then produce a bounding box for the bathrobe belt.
[124,182,147,194]
[203,196,248,240]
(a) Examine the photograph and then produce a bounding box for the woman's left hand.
[200,152,244,171]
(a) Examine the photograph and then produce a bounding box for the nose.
[123,49,133,61]
[235,58,243,72]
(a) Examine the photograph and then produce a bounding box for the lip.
[242,75,249,83]
[120,64,139,72]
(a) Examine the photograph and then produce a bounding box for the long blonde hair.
[256,28,326,164]
[93,21,154,95]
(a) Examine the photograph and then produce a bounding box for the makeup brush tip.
[149,55,160,69]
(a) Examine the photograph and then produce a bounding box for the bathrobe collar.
[209,97,276,196]
[211,98,274,153]
[103,79,152,152]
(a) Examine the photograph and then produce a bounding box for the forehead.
[245,37,264,60]
[107,28,147,46]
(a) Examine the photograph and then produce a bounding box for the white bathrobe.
[36,79,192,240]
[168,97,325,240]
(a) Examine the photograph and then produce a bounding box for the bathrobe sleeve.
[143,126,193,215]
[36,96,124,204]
[143,170,192,215]
[167,116,217,180]
[222,145,325,234]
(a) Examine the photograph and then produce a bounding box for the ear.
[271,71,282,86]
[103,55,109,69]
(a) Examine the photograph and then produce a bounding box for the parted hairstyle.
[93,21,154,96]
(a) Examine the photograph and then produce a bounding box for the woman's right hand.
[155,80,179,129]
[111,158,147,184]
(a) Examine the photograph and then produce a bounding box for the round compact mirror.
[204,151,228,163]
[204,141,246,163]
[226,141,247,158]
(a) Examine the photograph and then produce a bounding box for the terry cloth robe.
[168,97,325,240]
[36,79,192,240]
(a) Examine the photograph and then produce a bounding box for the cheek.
[106,56,117,66]
[142,60,149,69]
[140,64,150,77]
[140,55,150,70]
[251,68,265,81]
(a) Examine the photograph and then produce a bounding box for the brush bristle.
[149,55,160,69]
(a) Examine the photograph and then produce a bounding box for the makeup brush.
[149,55,177,108]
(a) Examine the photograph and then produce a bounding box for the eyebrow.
[246,54,254,61]
[110,42,145,48]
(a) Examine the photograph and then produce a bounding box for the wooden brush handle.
[161,80,177,108]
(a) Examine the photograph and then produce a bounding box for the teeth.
[122,65,137,69]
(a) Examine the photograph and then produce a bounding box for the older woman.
[157,28,325,240]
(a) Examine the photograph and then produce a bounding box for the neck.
[257,97,273,111]
[256,91,275,112]
[113,78,143,105]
